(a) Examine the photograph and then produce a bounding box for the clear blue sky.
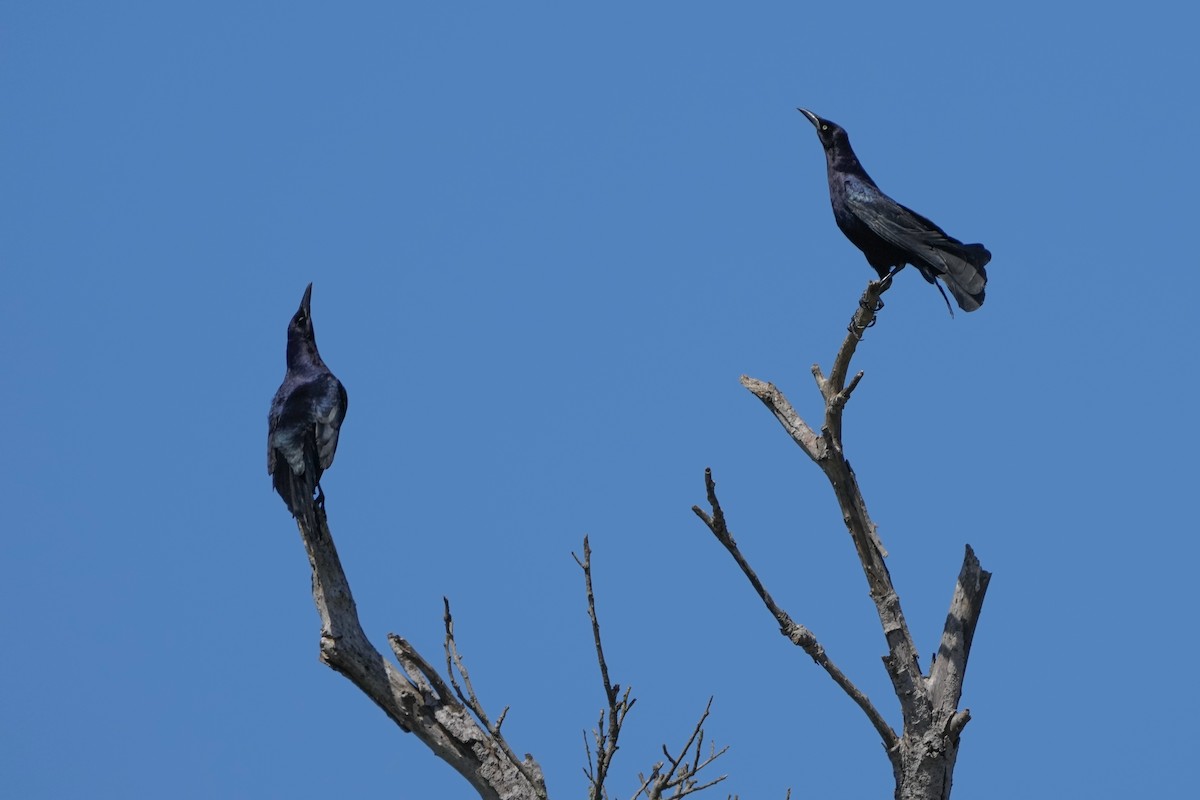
[3,3,1196,798]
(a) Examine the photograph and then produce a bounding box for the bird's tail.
[920,241,991,313]
[272,446,321,528]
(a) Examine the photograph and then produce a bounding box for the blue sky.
[3,3,1197,798]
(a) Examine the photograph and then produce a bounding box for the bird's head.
[284,283,326,370]
[285,282,326,366]
[289,283,316,341]
[798,108,848,153]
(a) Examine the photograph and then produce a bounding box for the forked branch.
[293,506,547,800]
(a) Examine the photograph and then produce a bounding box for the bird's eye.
[821,124,828,131]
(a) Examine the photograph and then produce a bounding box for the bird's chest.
[271,374,332,425]
[829,178,903,267]
[828,179,862,229]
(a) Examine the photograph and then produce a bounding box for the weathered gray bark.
[695,278,991,800]
[293,508,548,800]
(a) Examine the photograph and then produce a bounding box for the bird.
[797,108,991,314]
[267,283,348,525]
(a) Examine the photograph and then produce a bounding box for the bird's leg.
[849,268,900,339]
[866,267,901,312]
[315,482,326,511]
[850,295,882,339]
[933,280,955,318]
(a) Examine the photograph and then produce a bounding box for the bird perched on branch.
[268,283,348,524]
[797,108,991,314]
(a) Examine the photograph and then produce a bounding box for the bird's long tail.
[931,241,988,311]
[272,445,321,528]
[920,241,991,314]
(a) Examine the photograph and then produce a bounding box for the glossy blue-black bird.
[268,283,348,524]
[798,108,990,314]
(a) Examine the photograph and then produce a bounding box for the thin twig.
[630,699,730,800]
[444,598,486,720]
[574,537,618,706]
[442,597,543,794]
[575,536,636,800]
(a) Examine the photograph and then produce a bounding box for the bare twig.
[692,469,899,754]
[442,598,541,792]
[630,699,730,800]
[443,598,487,720]
[575,536,636,800]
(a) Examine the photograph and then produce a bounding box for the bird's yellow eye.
[821,124,828,131]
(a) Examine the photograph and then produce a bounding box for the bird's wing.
[844,189,988,295]
[267,402,282,475]
[313,375,348,471]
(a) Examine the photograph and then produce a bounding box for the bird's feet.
[848,317,877,339]
[865,269,900,312]
[867,267,901,310]
[860,296,884,313]
[312,484,329,527]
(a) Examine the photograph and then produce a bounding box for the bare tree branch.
[737,376,823,461]
[293,504,547,800]
[927,546,991,716]
[692,469,899,755]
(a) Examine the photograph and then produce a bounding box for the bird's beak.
[300,282,313,312]
[797,108,820,129]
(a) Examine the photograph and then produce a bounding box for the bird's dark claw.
[848,315,878,339]
[861,295,885,312]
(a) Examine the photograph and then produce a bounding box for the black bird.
[798,108,991,313]
[267,283,348,524]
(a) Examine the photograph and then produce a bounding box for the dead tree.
[283,277,984,799]
[693,277,991,800]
